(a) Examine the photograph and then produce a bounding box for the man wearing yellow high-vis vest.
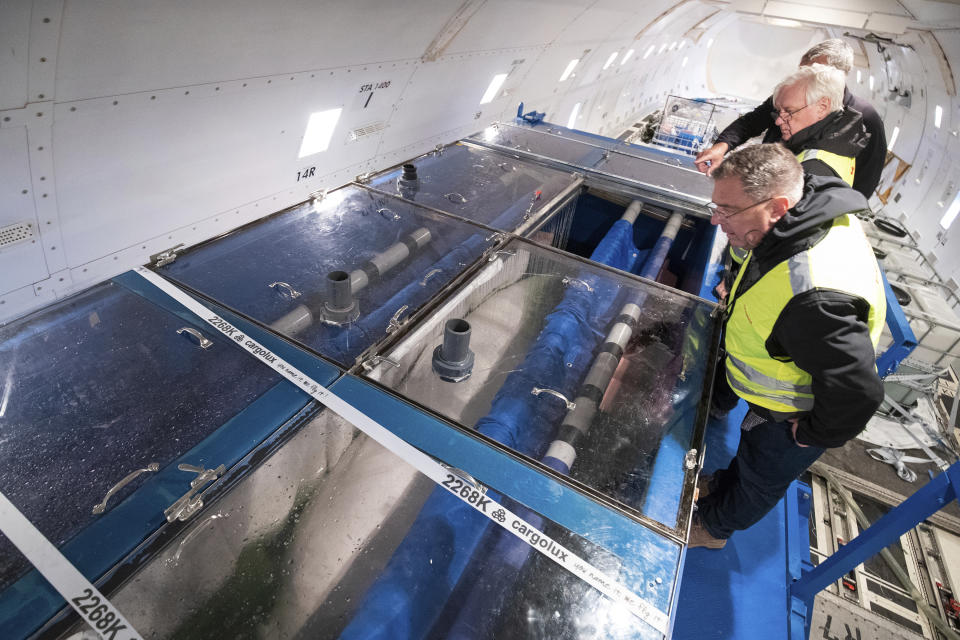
[691,144,886,549]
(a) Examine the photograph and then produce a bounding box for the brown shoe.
[688,514,727,549]
[696,474,714,501]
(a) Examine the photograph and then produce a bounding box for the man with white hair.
[695,39,885,199]
[769,63,870,185]
[691,144,886,548]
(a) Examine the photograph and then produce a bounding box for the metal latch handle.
[269,281,302,299]
[164,463,225,522]
[177,327,213,349]
[92,463,160,515]
[531,387,576,411]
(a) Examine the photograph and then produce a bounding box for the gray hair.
[712,143,804,206]
[801,38,854,73]
[773,63,845,115]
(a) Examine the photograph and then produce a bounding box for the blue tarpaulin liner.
[339,217,645,640]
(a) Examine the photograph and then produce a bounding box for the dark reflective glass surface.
[469,124,712,207]
[364,143,580,235]
[0,281,281,592]
[159,186,498,367]
[365,239,717,530]
[84,409,676,640]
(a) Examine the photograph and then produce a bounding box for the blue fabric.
[339,218,639,640]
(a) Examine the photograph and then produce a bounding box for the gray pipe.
[327,271,353,311]
[270,226,433,334]
[441,318,472,363]
[432,318,475,382]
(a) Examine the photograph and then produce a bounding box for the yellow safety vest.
[724,214,886,413]
[796,149,856,188]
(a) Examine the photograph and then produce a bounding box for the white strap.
[0,492,144,640]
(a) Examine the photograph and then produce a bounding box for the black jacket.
[716,87,886,199]
[730,175,884,447]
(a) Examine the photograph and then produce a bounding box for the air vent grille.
[0,222,34,249]
[349,121,386,141]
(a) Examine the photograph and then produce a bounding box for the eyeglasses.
[771,102,812,122]
[706,197,775,219]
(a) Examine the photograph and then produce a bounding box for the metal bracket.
[531,387,576,411]
[386,305,409,334]
[164,463,226,523]
[92,463,160,515]
[378,207,400,221]
[488,249,516,263]
[269,281,302,299]
[177,327,213,349]
[684,449,698,471]
[361,355,400,372]
[150,243,185,268]
[444,192,467,204]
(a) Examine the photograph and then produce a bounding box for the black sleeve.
[853,104,886,199]
[715,96,776,149]
[766,289,884,448]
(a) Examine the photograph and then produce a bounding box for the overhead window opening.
[559,59,579,82]
[658,43,667,54]
[678,41,685,50]
[682,56,688,68]
[669,41,677,51]
[857,69,862,84]
[603,52,618,70]
[567,102,581,129]
[869,75,875,90]
[479,73,508,105]
[888,125,900,151]
[297,108,342,158]
[707,38,714,48]
[940,190,960,230]
[621,49,635,65]
[935,105,943,128]
[644,45,655,59]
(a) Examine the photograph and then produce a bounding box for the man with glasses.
[695,39,885,200]
[691,144,886,549]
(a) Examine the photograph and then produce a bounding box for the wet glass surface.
[159,185,498,367]
[0,281,282,592]
[363,143,580,234]
[87,408,678,640]
[365,239,717,530]
[469,124,712,206]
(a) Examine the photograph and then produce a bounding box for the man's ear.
[770,195,792,221]
[818,96,832,116]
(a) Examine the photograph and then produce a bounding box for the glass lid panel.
[0,281,283,593]
[470,124,712,206]
[158,185,499,367]
[80,409,678,640]
[364,239,718,530]
[512,123,700,171]
[470,123,611,169]
[363,142,581,235]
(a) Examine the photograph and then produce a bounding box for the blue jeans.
[698,412,825,539]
